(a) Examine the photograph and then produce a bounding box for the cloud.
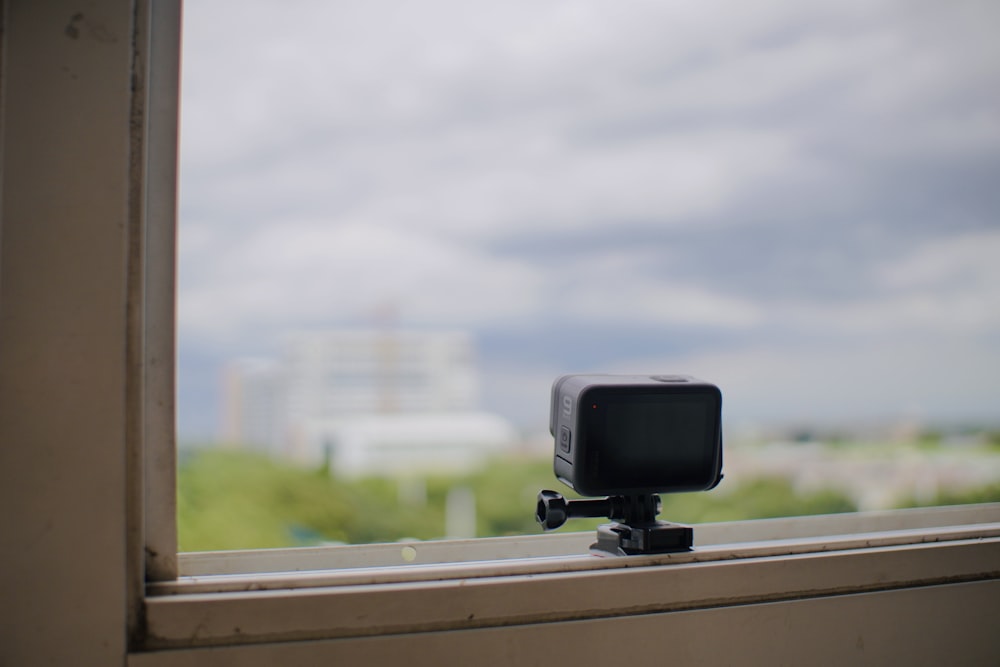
[175,0,1000,437]
[613,335,1000,427]
[764,230,1000,337]
[180,221,547,342]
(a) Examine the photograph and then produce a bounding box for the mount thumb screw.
[536,490,568,530]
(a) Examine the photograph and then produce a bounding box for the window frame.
[142,0,183,585]
[130,0,1000,659]
[144,519,1000,651]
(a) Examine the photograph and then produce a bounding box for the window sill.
[142,504,1000,651]
[173,502,1000,577]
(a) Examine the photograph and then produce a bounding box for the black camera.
[538,374,724,555]
[550,374,723,495]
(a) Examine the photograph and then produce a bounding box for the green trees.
[178,449,863,551]
[895,482,1000,509]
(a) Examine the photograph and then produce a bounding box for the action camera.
[549,374,724,497]
[537,374,723,555]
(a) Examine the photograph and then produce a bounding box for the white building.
[282,329,478,421]
[224,330,516,472]
[301,412,519,477]
[222,358,286,457]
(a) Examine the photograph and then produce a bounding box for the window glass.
[176,1,1000,551]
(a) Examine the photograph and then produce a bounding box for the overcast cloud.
[177,0,1000,438]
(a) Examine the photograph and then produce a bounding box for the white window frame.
[143,0,183,585]
[129,3,1000,661]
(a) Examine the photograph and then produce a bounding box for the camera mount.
[536,490,693,556]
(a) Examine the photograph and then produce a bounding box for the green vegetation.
[178,448,859,552]
[895,481,1000,509]
[662,477,856,523]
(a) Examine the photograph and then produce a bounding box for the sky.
[176,0,1000,441]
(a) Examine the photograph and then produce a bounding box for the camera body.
[549,374,724,497]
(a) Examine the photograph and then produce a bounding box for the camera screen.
[584,391,719,491]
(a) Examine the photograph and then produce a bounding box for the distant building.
[223,330,516,473]
[301,412,518,477]
[282,329,478,421]
[222,358,286,457]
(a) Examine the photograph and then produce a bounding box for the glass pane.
[176,1,1000,550]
